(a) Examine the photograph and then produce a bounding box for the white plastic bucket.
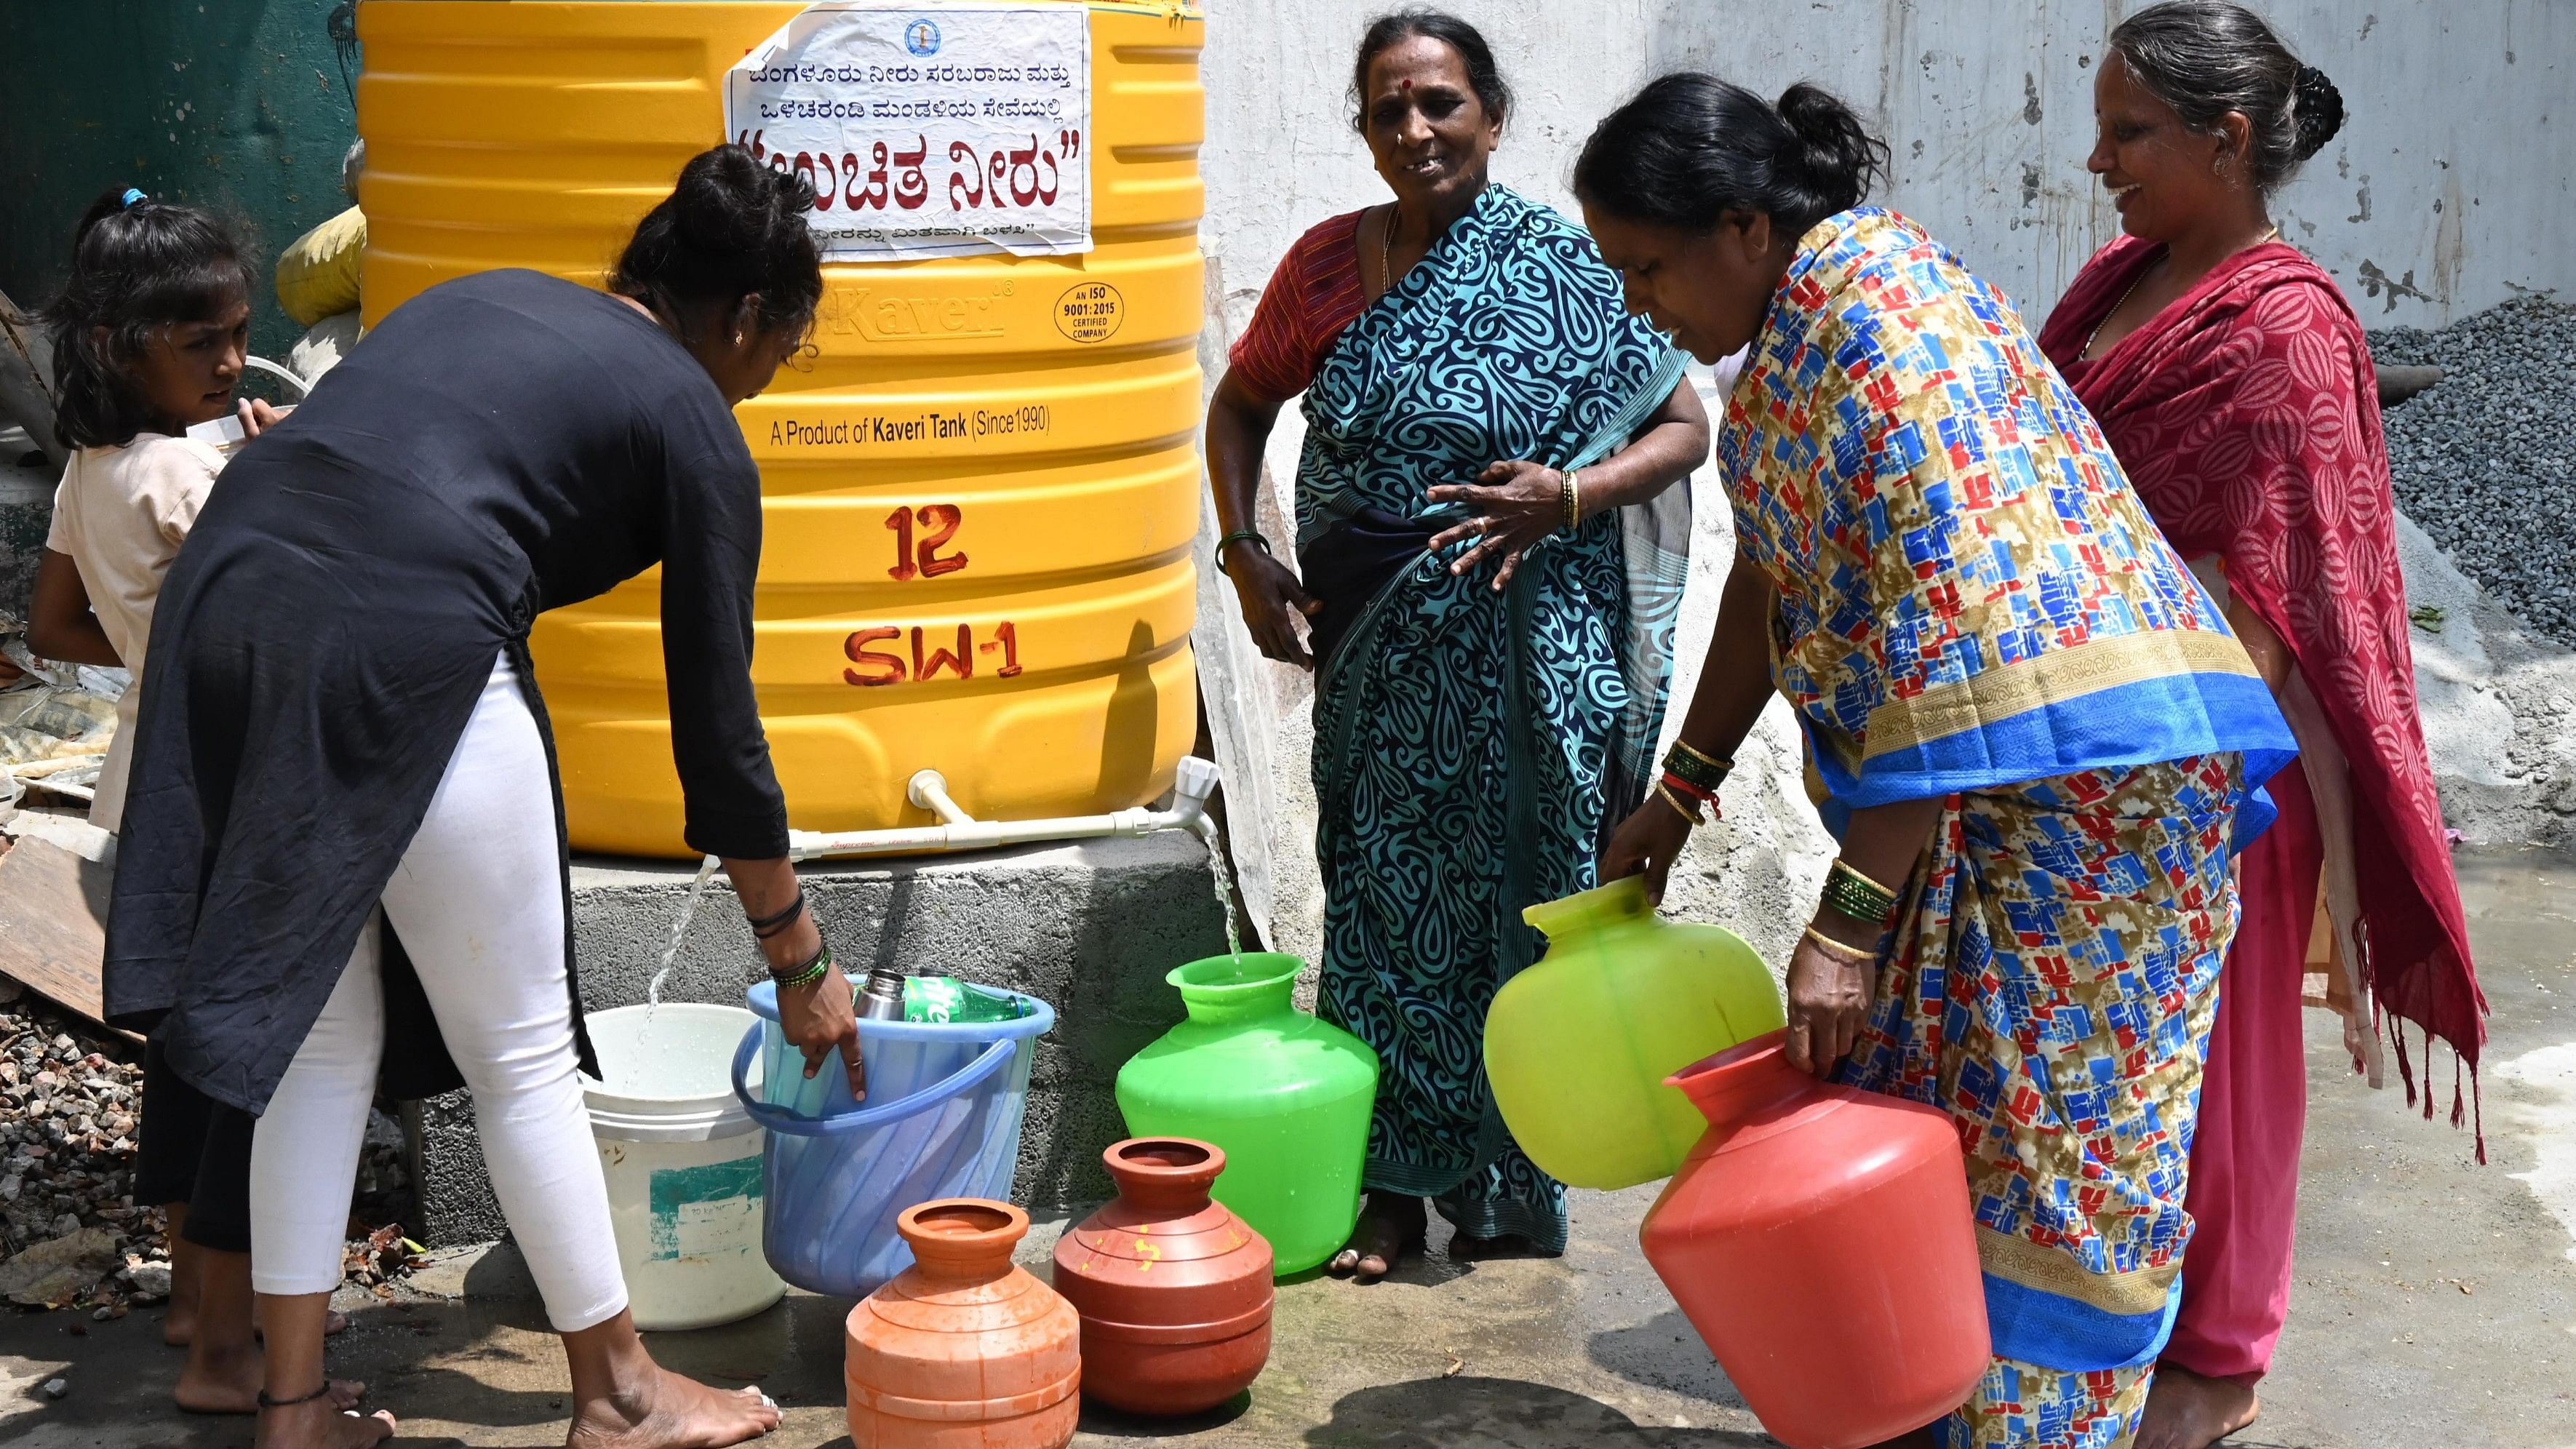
[581,1003,784,1330]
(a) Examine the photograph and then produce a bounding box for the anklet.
[258,1382,337,1410]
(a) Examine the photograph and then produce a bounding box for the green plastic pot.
[1114,954,1379,1276]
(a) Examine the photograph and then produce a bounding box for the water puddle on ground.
[2498,1039,2576,1266]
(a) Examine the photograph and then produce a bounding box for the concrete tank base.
[410,831,1226,1249]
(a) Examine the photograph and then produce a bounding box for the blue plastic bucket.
[731,979,1052,1298]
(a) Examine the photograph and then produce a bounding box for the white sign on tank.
[724,3,1093,260]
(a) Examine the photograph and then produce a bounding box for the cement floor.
[5,847,2571,1448]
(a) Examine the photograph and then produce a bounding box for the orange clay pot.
[844,1199,1080,1449]
[1050,1138,1274,1414]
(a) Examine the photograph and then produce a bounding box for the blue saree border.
[1982,1269,2182,1371]
[1809,667,2295,845]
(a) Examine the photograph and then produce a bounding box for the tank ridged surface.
[357,1,1205,855]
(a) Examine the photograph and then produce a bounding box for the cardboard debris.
[0,835,116,1029]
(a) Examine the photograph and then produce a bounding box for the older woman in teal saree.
[1203,12,1706,1275]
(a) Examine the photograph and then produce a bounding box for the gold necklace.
[2083,225,2278,359]
[1379,204,1397,295]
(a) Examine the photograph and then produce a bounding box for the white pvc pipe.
[244,356,311,399]
[786,756,1220,861]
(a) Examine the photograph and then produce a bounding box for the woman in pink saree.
[2038,6,2486,1447]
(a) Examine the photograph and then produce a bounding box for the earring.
[733,331,745,346]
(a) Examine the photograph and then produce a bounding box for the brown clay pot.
[845,1199,1080,1449]
[1050,1136,1274,1415]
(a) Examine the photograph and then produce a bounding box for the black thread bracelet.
[746,886,805,939]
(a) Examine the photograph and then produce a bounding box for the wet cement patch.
[4,848,2570,1448]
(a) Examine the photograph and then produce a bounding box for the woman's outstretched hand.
[1783,922,1875,1078]
[1227,548,1322,670]
[1427,459,1568,591]
[1599,797,1693,906]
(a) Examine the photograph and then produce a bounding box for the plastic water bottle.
[901,976,1032,1023]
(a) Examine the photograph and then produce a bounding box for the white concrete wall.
[1187,0,2571,959]
[1205,1,2570,340]
[1668,0,2570,327]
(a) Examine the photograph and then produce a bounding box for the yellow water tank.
[357,1,1204,857]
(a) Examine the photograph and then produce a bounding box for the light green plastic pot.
[1113,954,1379,1276]
[1486,876,1785,1189]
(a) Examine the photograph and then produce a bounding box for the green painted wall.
[0,0,360,362]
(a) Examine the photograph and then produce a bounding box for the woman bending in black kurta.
[105,147,861,1448]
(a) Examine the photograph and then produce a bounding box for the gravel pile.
[0,990,151,1279]
[0,973,415,1313]
[2372,294,2576,647]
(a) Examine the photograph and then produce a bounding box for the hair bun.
[611,143,824,350]
[2292,63,2345,161]
[671,145,810,257]
[1774,81,1891,217]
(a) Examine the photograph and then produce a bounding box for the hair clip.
[119,188,147,209]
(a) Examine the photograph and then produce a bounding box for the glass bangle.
[773,941,834,991]
[1670,739,1734,773]
[1819,862,1898,925]
[1662,744,1731,794]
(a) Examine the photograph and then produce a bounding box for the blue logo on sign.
[904,19,941,56]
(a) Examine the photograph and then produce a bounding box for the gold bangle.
[1670,739,1734,773]
[1830,858,1899,900]
[1656,780,1702,826]
[1562,469,1582,530]
[1801,925,1878,965]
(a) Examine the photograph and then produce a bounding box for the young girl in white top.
[26,187,351,1418]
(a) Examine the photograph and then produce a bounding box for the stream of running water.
[644,853,724,1015]
[1203,832,1242,959]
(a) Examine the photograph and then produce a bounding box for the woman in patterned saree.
[1203,9,1707,1278]
[1584,77,2293,1448]
[2038,9,2484,1445]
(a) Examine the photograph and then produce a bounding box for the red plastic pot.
[1640,1031,1990,1449]
[1050,1137,1273,1414]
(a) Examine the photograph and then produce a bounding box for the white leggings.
[250,653,627,1333]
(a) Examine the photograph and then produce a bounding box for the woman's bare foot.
[177,1248,364,1413]
[1325,1194,1426,1282]
[564,1362,778,1448]
[255,1397,396,1448]
[176,1339,364,1416]
[174,1317,360,1410]
[2135,1366,2260,1449]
